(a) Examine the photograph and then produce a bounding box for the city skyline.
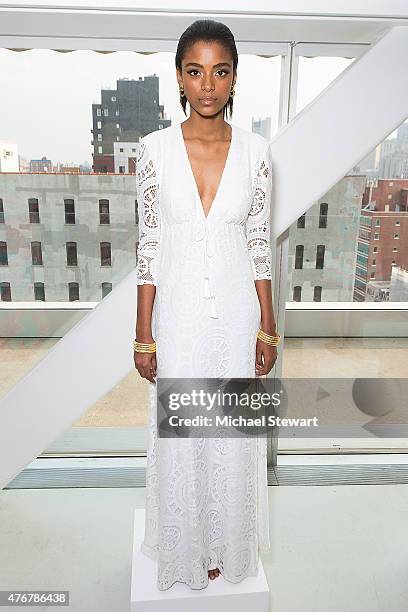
[1,47,346,165]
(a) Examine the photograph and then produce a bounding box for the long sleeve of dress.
[136,138,161,286]
[245,140,273,281]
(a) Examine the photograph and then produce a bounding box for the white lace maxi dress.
[136,122,273,591]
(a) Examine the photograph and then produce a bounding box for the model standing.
[134,19,279,591]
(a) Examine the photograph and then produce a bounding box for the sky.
[0,48,354,165]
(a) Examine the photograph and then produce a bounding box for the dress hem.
[140,539,265,592]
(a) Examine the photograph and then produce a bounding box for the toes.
[208,567,221,580]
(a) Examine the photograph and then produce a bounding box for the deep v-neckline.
[178,122,234,221]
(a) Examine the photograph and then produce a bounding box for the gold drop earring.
[179,84,185,101]
[230,86,235,98]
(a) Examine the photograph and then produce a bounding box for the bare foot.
[208,568,220,580]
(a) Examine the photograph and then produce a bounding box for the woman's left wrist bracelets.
[257,328,281,346]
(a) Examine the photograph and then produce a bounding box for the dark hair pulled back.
[175,19,238,120]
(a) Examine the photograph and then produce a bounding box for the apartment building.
[0,173,140,301]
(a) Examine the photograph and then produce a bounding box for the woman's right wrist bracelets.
[133,339,156,353]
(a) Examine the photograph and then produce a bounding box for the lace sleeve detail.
[136,138,161,286]
[245,141,273,281]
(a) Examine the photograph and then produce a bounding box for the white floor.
[1,481,408,612]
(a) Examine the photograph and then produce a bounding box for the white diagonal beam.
[270,26,408,238]
[0,272,138,488]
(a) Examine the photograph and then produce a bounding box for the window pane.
[283,51,408,457]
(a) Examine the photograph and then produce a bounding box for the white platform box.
[130,508,270,612]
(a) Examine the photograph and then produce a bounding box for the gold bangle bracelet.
[257,336,280,346]
[257,329,281,345]
[257,329,280,341]
[133,339,156,353]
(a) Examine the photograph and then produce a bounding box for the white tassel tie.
[195,220,218,319]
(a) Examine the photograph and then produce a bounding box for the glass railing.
[283,204,408,453]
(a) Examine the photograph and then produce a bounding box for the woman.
[134,19,279,591]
